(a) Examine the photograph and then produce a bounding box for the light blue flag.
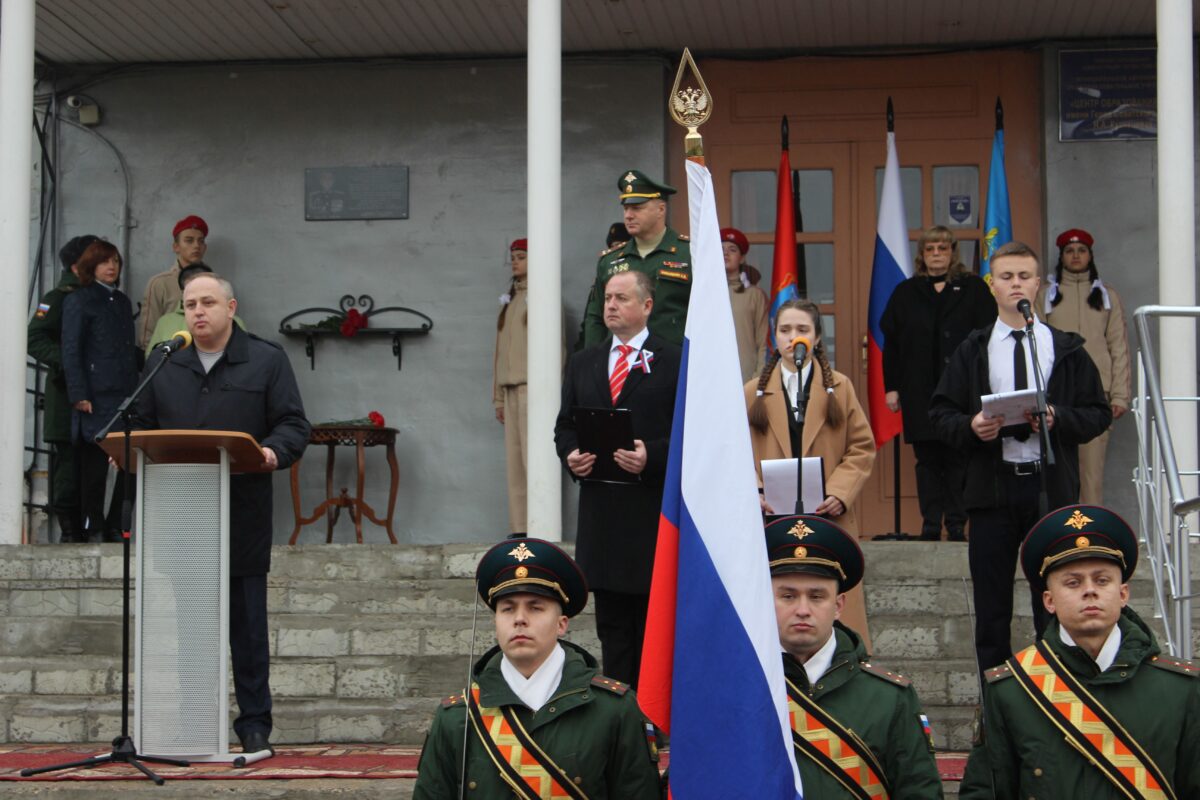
[980,127,1012,283]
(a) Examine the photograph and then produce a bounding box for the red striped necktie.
[610,344,634,405]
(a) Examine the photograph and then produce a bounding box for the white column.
[1157,1,1197,497]
[526,0,563,540]
[0,0,36,545]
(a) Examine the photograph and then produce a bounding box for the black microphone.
[1016,299,1035,328]
[159,330,193,354]
[790,336,811,370]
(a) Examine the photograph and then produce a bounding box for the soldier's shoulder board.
[1149,653,1200,678]
[599,242,626,258]
[440,692,466,708]
[859,661,911,687]
[590,675,630,696]
[984,663,1014,684]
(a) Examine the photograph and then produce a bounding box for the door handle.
[861,334,868,372]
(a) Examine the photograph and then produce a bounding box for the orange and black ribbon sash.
[1008,641,1176,800]
[465,684,589,800]
[785,677,891,800]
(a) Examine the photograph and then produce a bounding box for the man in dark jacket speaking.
[929,242,1110,673]
[134,273,310,755]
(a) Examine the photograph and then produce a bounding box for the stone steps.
[1,540,1196,752]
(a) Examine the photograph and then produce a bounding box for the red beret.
[720,227,749,254]
[173,215,209,238]
[1056,228,1093,249]
[510,238,527,252]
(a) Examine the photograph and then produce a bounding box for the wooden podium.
[101,430,271,763]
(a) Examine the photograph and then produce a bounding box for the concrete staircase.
[1,541,1195,753]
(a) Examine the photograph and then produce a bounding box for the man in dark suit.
[554,269,681,688]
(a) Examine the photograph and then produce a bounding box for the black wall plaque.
[305,166,410,221]
[1059,48,1156,142]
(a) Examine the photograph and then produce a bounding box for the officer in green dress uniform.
[960,505,1200,799]
[579,170,692,348]
[414,538,661,800]
[765,515,944,799]
[27,234,99,542]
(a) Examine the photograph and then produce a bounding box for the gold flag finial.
[669,48,712,160]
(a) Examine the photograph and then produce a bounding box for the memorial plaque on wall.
[304,166,409,221]
[1059,48,1156,142]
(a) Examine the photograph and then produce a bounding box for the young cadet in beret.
[493,240,531,534]
[960,505,1200,799]
[27,234,99,542]
[580,170,692,348]
[1035,229,1131,506]
[413,538,661,800]
[765,515,944,799]
[721,227,769,383]
[138,214,208,349]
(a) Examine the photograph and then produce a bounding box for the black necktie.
[1012,330,1030,441]
[1012,330,1028,390]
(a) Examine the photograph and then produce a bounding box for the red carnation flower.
[368,410,385,427]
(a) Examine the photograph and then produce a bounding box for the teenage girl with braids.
[494,239,529,533]
[1034,228,1130,504]
[744,298,876,644]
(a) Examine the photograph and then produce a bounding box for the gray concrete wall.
[42,57,668,544]
[1041,42,1198,524]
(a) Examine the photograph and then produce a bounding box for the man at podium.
[134,273,311,755]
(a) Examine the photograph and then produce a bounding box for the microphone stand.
[1022,316,1054,518]
[22,345,190,784]
[793,349,806,515]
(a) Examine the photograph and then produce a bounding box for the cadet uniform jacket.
[493,278,528,409]
[743,362,875,536]
[133,326,311,576]
[928,324,1111,510]
[580,229,691,348]
[1035,271,1131,409]
[960,610,1200,799]
[785,624,944,799]
[729,276,769,384]
[27,271,81,443]
[413,640,661,800]
[137,262,182,349]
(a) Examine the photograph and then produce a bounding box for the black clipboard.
[572,406,639,484]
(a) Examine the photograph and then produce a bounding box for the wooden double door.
[667,50,1043,536]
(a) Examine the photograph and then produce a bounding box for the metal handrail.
[1132,305,1198,658]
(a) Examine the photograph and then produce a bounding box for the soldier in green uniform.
[579,170,691,348]
[765,515,944,799]
[960,505,1200,799]
[27,235,98,542]
[414,537,661,800]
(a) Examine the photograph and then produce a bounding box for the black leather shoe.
[240,730,274,755]
[948,529,967,542]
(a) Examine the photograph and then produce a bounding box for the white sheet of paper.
[981,388,1039,422]
[762,457,825,515]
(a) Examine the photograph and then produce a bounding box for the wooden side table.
[289,425,399,544]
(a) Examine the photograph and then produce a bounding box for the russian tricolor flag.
[639,158,803,799]
[866,129,911,448]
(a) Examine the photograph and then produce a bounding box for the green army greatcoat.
[27,271,81,442]
[413,640,661,800]
[580,228,691,348]
[960,609,1200,799]
[785,623,944,799]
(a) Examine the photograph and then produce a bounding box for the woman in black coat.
[880,226,996,540]
[61,240,138,542]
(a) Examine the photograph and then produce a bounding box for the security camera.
[65,95,83,109]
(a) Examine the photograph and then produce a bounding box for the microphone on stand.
[1016,299,1035,330]
[790,336,811,370]
[159,330,193,355]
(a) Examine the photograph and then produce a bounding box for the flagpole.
[886,97,906,540]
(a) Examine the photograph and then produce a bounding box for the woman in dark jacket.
[880,225,996,540]
[61,240,138,542]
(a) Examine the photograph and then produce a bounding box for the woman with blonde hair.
[745,298,876,642]
[880,225,996,541]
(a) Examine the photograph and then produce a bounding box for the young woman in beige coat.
[744,299,876,644]
[1035,228,1130,504]
[493,240,529,533]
